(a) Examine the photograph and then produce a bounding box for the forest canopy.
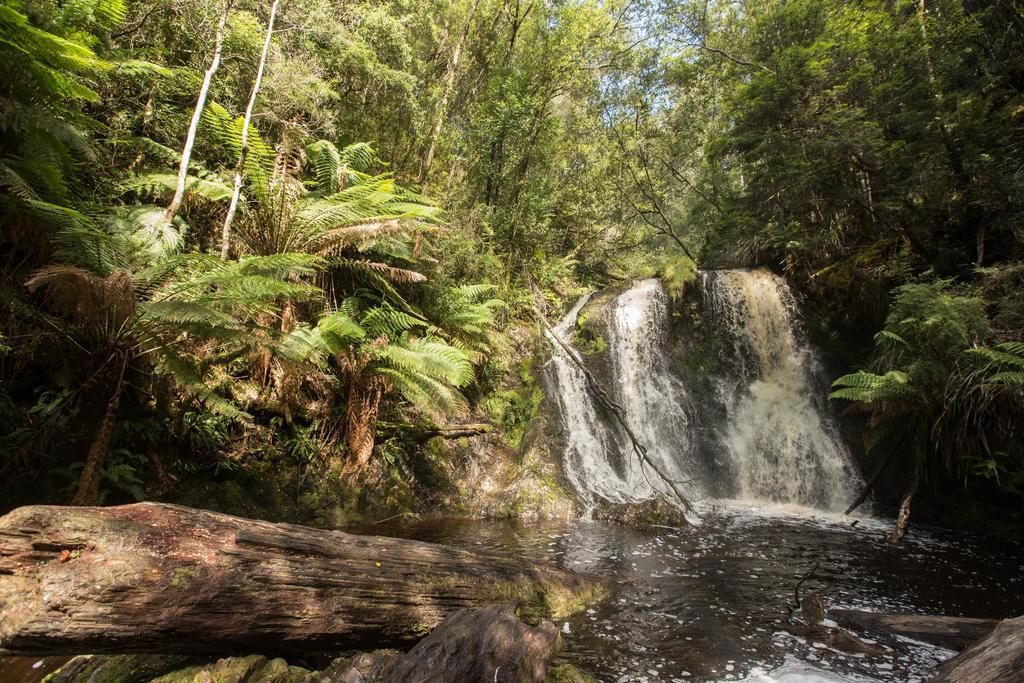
[0,0,1021,532]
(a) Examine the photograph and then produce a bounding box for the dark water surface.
[376,503,1023,682]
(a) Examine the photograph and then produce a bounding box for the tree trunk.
[220,0,280,259]
[931,615,1024,682]
[70,357,127,506]
[887,472,919,544]
[163,0,232,227]
[419,0,481,183]
[344,374,385,471]
[0,503,605,656]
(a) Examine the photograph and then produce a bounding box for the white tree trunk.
[220,0,280,259]
[163,0,233,227]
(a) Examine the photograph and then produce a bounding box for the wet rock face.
[424,413,581,521]
[592,498,690,529]
[571,286,622,385]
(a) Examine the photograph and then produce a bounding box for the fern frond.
[114,59,172,77]
[122,172,232,202]
[140,300,236,327]
[307,139,342,194]
[376,367,467,416]
[874,330,907,347]
[361,305,425,338]
[830,370,914,402]
[0,161,39,200]
[334,258,427,284]
[94,0,128,29]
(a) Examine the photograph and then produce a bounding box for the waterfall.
[545,280,699,509]
[546,270,861,514]
[701,270,860,511]
[545,293,637,508]
[606,280,697,495]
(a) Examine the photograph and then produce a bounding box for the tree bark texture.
[0,503,604,656]
[344,375,385,471]
[931,615,1024,682]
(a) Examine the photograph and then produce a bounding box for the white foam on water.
[731,656,881,683]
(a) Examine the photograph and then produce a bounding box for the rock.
[150,656,271,683]
[593,498,689,528]
[546,663,598,683]
[318,651,402,683]
[37,607,569,683]
[382,604,560,683]
[44,654,196,682]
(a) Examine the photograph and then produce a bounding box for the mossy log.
[931,615,1024,682]
[0,502,605,655]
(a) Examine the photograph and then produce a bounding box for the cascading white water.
[545,293,638,509]
[546,280,699,508]
[606,280,698,497]
[547,270,862,514]
[701,269,860,511]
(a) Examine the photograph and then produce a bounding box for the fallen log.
[830,610,999,651]
[412,422,495,442]
[931,615,1024,682]
[0,503,605,656]
[378,421,495,443]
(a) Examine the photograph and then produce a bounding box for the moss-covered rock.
[487,573,608,624]
[44,655,195,683]
[593,498,690,529]
[546,662,598,683]
[150,655,270,683]
[319,650,403,682]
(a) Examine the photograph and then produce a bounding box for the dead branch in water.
[791,560,822,612]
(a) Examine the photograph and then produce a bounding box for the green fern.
[830,370,915,402]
